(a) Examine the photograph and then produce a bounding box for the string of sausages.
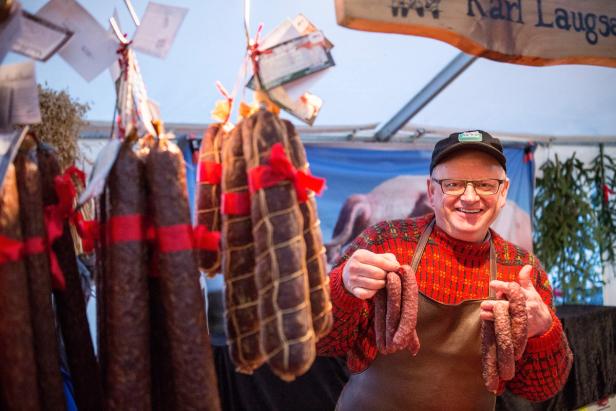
[481,282,528,393]
[374,265,420,356]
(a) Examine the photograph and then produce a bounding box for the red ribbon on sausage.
[193,225,220,251]
[0,235,23,264]
[248,143,325,203]
[24,237,46,255]
[222,191,251,216]
[43,166,98,289]
[155,224,194,253]
[198,162,222,185]
[106,215,145,245]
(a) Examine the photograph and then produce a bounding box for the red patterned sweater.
[317,214,573,402]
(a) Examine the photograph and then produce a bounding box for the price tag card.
[291,14,334,50]
[0,127,28,190]
[11,10,73,61]
[132,2,188,59]
[248,31,335,91]
[77,138,122,205]
[268,87,322,126]
[0,61,41,126]
[37,0,118,82]
[0,2,22,64]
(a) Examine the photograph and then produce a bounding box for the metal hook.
[124,0,141,27]
[109,16,129,44]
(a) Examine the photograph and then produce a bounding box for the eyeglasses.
[432,178,504,196]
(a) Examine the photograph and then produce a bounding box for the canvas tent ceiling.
[7,0,616,140]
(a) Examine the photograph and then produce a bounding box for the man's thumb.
[518,265,534,289]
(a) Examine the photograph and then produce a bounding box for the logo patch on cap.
[458,131,482,142]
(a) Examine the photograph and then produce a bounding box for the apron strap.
[410,219,434,274]
[410,218,498,299]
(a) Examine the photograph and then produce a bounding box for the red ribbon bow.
[0,235,23,265]
[43,166,97,290]
[603,184,614,204]
[248,143,326,203]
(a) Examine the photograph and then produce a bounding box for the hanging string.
[242,0,275,110]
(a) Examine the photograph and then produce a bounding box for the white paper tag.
[37,0,119,82]
[132,2,188,59]
[268,87,322,126]
[11,10,73,61]
[0,126,29,190]
[0,61,41,125]
[248,31,335,91]
[108,8,121,82]
[291,14,334,50]
[0,2,22,64]
[77,138,122,205]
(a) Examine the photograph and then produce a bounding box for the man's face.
[427,150,509,242]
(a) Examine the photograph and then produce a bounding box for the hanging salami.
[15,143,66,410]
[195,124,224,276]
[242,109,315,381]
[0,164,41,410]
[221,124,265,373]
[37,144,103,411]
[282,120,332,340]
[103,140,151,409]
[144,138,221,410]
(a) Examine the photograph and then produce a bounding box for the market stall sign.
[335,0,616,68]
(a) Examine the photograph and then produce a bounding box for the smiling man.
[317,130,573,411]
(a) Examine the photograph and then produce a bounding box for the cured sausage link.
[493,301,515,381]
[242,110,315,381]
[0,164,41,410]
[221,124,265,373]
[282,120,332,340]
[507,282,528,360]
[38,146,103,411]
[15,146,66,410]
[104,142,151,410]
[196,124,223,276]
[481,319,499,394]
[144,139,221,410]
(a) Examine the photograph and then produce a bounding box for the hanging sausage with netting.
[195,124,224,276]
[221,123,266,374]
[242,109,315,381]
[282,120,332,340]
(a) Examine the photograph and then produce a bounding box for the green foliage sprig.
[588,145,616,269]
[533,152,609,304]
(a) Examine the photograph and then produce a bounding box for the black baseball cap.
[430,130,506,174]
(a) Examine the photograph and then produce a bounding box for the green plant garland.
[533,148,615,304]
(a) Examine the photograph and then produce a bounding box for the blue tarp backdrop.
[179,137,535,280]
[304,144,534,258]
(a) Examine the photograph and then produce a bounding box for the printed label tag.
[458,131,483,142]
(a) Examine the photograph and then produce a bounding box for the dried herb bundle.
[28,84,90,170]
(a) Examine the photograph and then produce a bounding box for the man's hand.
[480,265,553,338]
[342,249,400,300]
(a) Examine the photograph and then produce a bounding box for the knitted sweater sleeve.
[316,223,384,361]
[504,258,573,402]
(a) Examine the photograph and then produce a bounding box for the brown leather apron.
[336,220,497,411]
